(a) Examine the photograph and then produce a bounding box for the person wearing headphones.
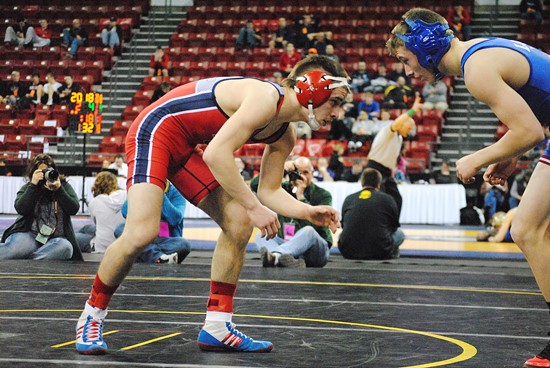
[387,8,549,367]
[74,55,349,355]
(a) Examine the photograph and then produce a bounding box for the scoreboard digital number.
[68,92,104,134]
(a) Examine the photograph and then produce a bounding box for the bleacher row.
[0,1,151,166]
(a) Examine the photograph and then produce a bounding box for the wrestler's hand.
[483,159,517,186]
[455,154,482,184]
[248,204,280,240]
[307,205,341,234]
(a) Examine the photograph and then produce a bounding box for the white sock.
[273,252,281,266]
[84,301,108,320]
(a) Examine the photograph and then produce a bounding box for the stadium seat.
[132,90,154,106]
[36,119,59,136]
[291,138,306,156]
[87,152,113,167]
[0,104,14,119]
[416,123,438,143]
[304,139,326,157]
[99,135,125,153]
[241,143,266,157]
[111,120,132,137]
[0,118,20,134]
[121,105,144,121]
[18,119,38,135]
[2,134,27,152]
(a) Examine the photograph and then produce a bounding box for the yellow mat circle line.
[1,309,476,368]
[0,275,541,296]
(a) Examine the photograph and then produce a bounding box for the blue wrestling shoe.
[75,304,108,355]
[197,321,273,352]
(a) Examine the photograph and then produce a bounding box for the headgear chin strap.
[294,70,349,130]
[395,18,454,81]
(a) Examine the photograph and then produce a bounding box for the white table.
[0,177,465,224]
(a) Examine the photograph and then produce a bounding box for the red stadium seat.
[2,134,27,152]
[304,139,326,157]
[99,135,125,153]
[36,118,59,136]
[0,104,14,120]
[0,118,20,134]
[291,139,306,156]
[111,120,132,137]
[121,105,144,121]
[416,123,438,142]
[241,143,266,157]
[18,119,38,135]
[87,152,114,167]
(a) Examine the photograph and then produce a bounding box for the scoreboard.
[68,91,104,134]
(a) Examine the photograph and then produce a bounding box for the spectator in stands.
[2,70,29,109]
[309,31,333,56]
[294,120,312,139]
[350,61,372,94]
[148,46,170,77]
[268,17,295,50]
[58,75,82,105]
[394,146,410,184]
[430,160,455,184]
[272,71,283,85]
[520,0,544,26]
[482,182,509,222]
[357,91,380,120]
[41,72,62,106]
[371,109,392,137]
[252,157,333,268]
[328,109,353,141]
[0,154,82,261]
[235,157,254,183]
[341,91,360,118]
[108,154,128,178]
[339,168,404,260]
[313,157,333,182]
[446,3,472,40]
[0,158,12,176]
[101,17,122,50]
[325,44,339,62]
[3,18,31,47]
[75,171,126,253]
[294,14,319,49]
[388,62,409,85]
[279,42,302,77]
[366,63,390,93]
[307,47,318,57]
[63,19,88,59]
[422,80,449,113]
[114,181,192,264]
[236,19,261,51]
[26,19,52,48]
[383,76,414,109]
[26,73,44,106]
[150,82,171,104]
[366,96,422,214]
[342,161,364,182]
[328,143,345,181]
[348,110,374,152]
[509,169,532,209]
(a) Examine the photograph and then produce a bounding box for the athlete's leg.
[196,187,273,352]
[75,183,164,355]
[511,163,550,367]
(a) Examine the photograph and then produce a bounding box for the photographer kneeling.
[0,154,83,261]
[250,156,334,268]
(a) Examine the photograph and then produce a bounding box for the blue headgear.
[395,18,454,81]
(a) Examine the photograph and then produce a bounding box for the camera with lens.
[42,168,59,182]
[287,170,303,182]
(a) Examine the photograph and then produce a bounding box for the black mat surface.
[0,256,547,368]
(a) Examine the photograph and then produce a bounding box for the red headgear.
[294,70,349,109]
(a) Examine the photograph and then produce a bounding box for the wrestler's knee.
[118,222,159,254]
[222,207,254,245]
[510,217,539,250]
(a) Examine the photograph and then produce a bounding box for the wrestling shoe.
[156,252,178,264]
[75,303,108,355]
[278,253,306,268]
[525,344,550,367]
[259,247,276,267]
[197,321,273,352]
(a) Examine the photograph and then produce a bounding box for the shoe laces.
[82,316,104,342]
[227,322,252,342]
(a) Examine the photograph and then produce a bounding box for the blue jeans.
[75,224,95,253]
[101,28,120,48]
[62,30,85,56]
[114,223,191,263]
[0,231,73,260]
[254,226,330,267]
[484,188,505,220]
